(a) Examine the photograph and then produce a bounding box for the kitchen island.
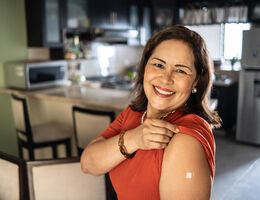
[0,85,132,113]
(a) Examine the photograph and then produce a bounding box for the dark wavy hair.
[130,25,221,128]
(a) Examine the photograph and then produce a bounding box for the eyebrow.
[152,57,166,63]
[151,57,193,72]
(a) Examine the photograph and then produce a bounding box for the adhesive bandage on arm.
[186,172,192,179]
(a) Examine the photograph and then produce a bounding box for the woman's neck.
[146,110,161,119]
[146,105,174,119]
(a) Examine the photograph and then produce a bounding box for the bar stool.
[0,152,27,200]
[10,94,72,160]
[26,157,120,200]
[72,106,115,155]
[72,106,117,199]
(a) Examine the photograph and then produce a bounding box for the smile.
[153,86,175,97]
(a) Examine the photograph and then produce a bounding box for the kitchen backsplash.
[69,43,143,78]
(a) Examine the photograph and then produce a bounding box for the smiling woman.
[80,26,222,200]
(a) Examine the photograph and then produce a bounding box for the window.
[223,23,251,60]
[186,25,222,60]
[186,23,251,63]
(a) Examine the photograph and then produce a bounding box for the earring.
[192,88,197,93]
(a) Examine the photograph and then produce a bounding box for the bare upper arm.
[88,136,106,145]
[159,133,212,200]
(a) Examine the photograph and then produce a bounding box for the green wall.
[0,0,27,156]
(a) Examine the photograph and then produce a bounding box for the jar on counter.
[67,61,86,85]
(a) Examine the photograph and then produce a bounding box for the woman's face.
[143,39,198,115]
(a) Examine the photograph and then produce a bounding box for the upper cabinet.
[66,0,129,29]
[66,0,90,29]
[25,0,65,47]
[65,0,144,30]
[88,0,129,30]
[25,0,154,47]
[65,0,131,30]
[151,0,177,33]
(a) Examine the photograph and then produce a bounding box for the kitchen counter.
[213,69,240,87]
[0,85,218,111]
[213,79,237,87]
[0,86,131,112]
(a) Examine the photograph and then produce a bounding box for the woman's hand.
[131,119,179,150]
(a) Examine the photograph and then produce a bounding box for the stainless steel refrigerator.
[236,28,260,144]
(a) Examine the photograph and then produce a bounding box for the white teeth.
[155,87,174,95]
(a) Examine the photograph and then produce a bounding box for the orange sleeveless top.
[101,106,215,200]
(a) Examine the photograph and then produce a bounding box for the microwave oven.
[4,60,68,90]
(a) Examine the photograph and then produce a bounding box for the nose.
[160,70,174,84]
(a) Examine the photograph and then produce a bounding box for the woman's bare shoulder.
[163,133,208,166]
[159,133,212,200]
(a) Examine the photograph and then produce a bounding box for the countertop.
[0,85,218,111]
[213,69,240,87]
[0,86,131,111]
[213,79,237,87]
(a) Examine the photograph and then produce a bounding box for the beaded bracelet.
[118,130,136,159]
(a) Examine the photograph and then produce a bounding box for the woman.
[81,26,221,200]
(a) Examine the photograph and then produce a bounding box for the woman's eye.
[176,69,187,74]
[153,63,164,68]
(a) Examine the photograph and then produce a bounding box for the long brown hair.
[130,25,221,128]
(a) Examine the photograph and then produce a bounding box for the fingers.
[149,118,179,134]
[139,118,179,150]
[143,124,173,138]
[146,141,168,149]
[148,133,171,144]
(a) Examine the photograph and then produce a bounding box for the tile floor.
[211,130,260,200]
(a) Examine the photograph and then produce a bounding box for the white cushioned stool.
[10,94,72,160]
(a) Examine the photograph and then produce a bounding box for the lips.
[153,85,175,98]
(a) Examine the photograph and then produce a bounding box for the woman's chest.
[109,149,164,200]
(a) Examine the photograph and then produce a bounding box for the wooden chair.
[72,106,117,199]
[0,152,28,200]
[72,106,115,155]
[10,93,72,160]
[26,157,115,200]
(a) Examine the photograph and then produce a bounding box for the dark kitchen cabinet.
[25,0,151,47]
[25,0,65,47]
[151,0,177,33]
[66,0,90,29]
[88,0,129,29]
[211,83,238,137]
[65,0,144,30]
